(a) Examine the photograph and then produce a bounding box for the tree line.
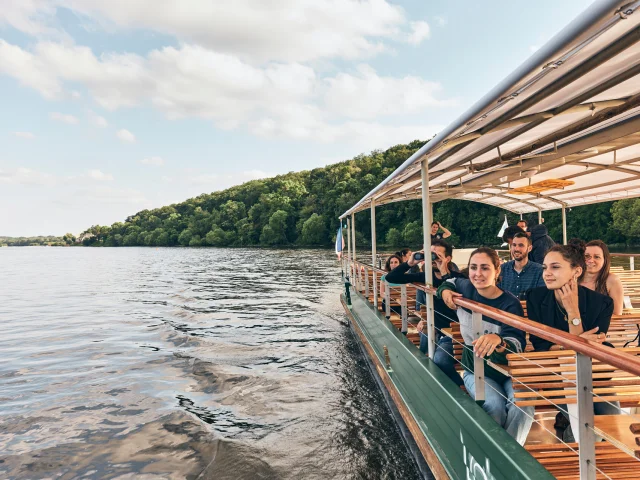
[0,234,75,246]
[64,139,640,248]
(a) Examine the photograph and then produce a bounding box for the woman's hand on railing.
[441,289,462,310]
[578,326,605,344]
[472,333,503,358]
[417,320,426,332]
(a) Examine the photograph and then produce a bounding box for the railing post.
[371,199,378,309]
[400,285,408,333]
[576,352,596,480]
[353,263,359,292]
[372,270,378,309]
[385,281,391,318]
[365,266,370,297]
[631,256,635,271]
[472,311,485,404]
[427,290,436,358]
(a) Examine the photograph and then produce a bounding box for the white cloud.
[88,110,108,127]
[0,38,454,143]
[0,167,56,186]
[406,21,430,45]
[50,111,78,124]
[60,185,149,206]
[86,169,113,181]
[140,156,164,166]
[11,131,36,139]
[324,65,456,119]
[0,0,60,37]
[435,16,446,27]
[1,1,437,62]
[116,128,135,143]
[51,0,413,63]
[0,166,117,187]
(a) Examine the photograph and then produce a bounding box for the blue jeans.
[416,289,426,311]
[419,333,464,387]
[463,371,534,445]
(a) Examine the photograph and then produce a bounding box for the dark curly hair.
[546,238,586,273]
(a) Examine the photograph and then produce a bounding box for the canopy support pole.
[351,213,356,262]
[421,159,436,359]
[371,200,378,309]
[351,213,357,291]
[346,217,352,279]
[562,206,567,245]
[538,210,543,224]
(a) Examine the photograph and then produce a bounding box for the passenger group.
[379,219,624,445]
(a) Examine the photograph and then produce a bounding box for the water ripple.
[0,247,420,479]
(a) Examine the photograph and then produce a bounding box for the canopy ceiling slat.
[340,0,640,218]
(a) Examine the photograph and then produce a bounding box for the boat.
[339,1,640,478]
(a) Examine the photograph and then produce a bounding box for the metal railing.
[347,259,640,480]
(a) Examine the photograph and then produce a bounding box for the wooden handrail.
[351,260,640,377]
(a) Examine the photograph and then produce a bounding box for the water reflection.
[0,247,420,479]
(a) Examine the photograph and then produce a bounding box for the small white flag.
[497,215,508,247]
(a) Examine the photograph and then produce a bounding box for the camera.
[413,252,424,261]
[431,252,438,261]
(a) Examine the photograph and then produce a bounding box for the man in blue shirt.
[498,232,545,299]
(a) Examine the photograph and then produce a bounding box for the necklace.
[555,298,568,322]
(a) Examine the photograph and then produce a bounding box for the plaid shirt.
[498,259,545,299]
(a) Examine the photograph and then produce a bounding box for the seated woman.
[580,239,624,315]
[380,255,403,317]
[526,242,619,440]
[438,247,533,445]
[396,248,412,263]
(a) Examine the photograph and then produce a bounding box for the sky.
[0,0,594,236]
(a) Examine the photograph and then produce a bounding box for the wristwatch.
[569,317,581,326]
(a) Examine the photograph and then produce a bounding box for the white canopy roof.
[341,0,640,218]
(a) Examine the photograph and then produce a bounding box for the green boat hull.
[341,291,553,480]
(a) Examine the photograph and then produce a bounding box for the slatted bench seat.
[503,348,640,410]
[526,441,640,479]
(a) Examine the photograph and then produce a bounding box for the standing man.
[517,219,528,232]
[498,232,545,299]
[431,221,451,240]
[528,223,555,264]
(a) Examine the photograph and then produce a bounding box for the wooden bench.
[504,348,640,410]
[526,440,640,479]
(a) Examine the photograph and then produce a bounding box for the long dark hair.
[585,240,611,295]
[384,254,402,272]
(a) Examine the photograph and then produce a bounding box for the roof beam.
[427,22,640,171]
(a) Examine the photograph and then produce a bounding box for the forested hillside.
[79,139,640,248]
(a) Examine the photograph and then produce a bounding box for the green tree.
[402,221,422,246]
[205,226,229,246]
[260,210,289,245]
[62,233,76,245]
[178,229,193,246]
[189,235,202,247]
[612,199,640,239]
[300,213,326,245]
[386,228,403,247]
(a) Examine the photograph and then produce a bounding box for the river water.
[0,247,422,479]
